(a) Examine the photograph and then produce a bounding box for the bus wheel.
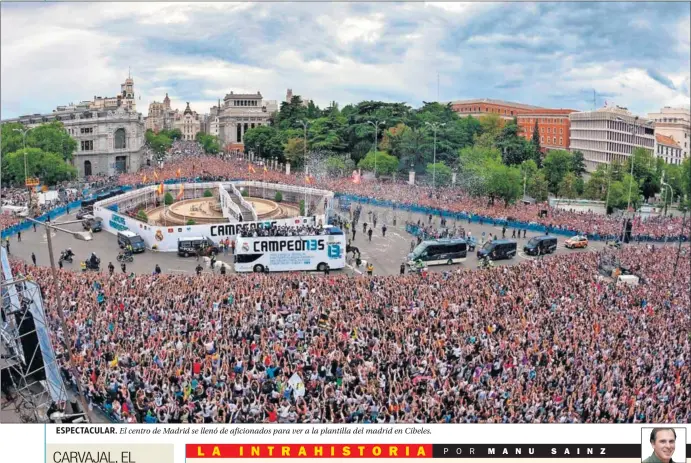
[317,263,327,272]
[446,259,453,265]
[253,264,264,273]
[184,252,189,257]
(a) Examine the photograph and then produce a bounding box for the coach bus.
[234,227,347,273]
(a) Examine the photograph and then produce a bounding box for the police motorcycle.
[81,253,101,272]
[477,256,494,270]
[59,248,74,264]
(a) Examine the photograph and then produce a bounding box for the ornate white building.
[173,103,202,141]
[2,75,145,177]
[214,91,278,146]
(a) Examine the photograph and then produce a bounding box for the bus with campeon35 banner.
[233,227,346,273]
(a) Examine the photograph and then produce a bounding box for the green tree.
[203,189,213,198]
[186,219,196,225]
[164,192,174,205]
[558,172,578,199]
[425,162,452,186]
[195,133,221,155]
[274,191,283,202]
[137,210,149,222]
[527,171,550,202]
[570,150,587,177]
[357,151,398,176]
[485,162,522,207]
[626,147,660,201]
[27,122,77,161]
[283,138,306,167]
[531,120,541,154]
[3,147,76,186]
[242,126,284,160]
[160,128,182,140]
[584,165,609,200]
[542,150,574,193]
[324,156,347,176]
[608,174,641,210]
[496,118,531,166]
[681,157,691,201]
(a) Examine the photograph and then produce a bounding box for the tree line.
[241,95,690,209]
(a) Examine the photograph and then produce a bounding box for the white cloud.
[0,2,688,119]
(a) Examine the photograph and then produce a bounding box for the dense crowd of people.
[117,156,689,241]
[239,224,329,238]
[1,186,84,231]
[9,244,689,424]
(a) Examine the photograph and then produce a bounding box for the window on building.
[114,128,126,149]
[81,140,93,151]
[559,137,563,145]
[84,160,92,176]
[553,137,556,144]
[541,136,544,143]
[559,128,563,135]
[547,128,551,134]
[80,127,93,134]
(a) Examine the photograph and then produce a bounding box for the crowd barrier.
[1,200,84,240]
[337,194,688,243]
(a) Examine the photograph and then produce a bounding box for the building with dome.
[173,102,201,141]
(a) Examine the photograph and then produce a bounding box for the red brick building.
[517,109,578,151]
[450,98,541,120]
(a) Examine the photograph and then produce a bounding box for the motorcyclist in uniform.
[89,252,100,269]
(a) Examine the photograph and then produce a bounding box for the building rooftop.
[224,91,263,100]
[448,98,543,110]
[656,133,681,147]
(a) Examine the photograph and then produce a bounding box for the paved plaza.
[6,204,606,277]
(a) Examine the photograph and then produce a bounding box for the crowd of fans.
[239,223,329,238]
[9,243,689,424]
[1,186,84,231]
[117,156,689,241]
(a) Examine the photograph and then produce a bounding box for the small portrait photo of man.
[641,428,686,463]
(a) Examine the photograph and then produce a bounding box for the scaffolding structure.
[1,252,68,423]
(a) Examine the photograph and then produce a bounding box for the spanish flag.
[142,175,147,183]
[263,165,268,173]
[177,183,184,200]
[153,170,159,180]
[248,165,256,174]
[176,168,181,178]
[157,183,164,195]
[305,175,313,184]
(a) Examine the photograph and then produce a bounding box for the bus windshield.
[410,243,427,259]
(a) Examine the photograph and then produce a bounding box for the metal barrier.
[337,194,688,243]
[1,200,84,240]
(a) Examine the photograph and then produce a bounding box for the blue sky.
[1,2,689,119]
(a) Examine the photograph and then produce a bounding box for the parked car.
[565,235,589,249]
[81,215,103,232]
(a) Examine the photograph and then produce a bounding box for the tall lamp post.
[425,122,446,189]
[297,120,309,215]
[13,127,32,209]
[26,217,93,423]
[626,116,639,213]
[366,120,385,179]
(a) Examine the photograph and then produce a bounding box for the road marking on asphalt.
[346,264,363,275]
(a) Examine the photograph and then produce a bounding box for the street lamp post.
[25,217,93,423]
[297,120,309,215]
[626,116,639,213]
[366,120,385,179]
[13,127,32,210]
[425,122,446,189]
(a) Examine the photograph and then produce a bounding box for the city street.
[7,206,604,277]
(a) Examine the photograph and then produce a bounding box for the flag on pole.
[142,175,148,183]
[263,165,268,173]
[153,170,159,180]
[248,165,256,174]
[305,175,314,184]
[177,184,184,200]
[176,168,181,178]
[157,183,164,195]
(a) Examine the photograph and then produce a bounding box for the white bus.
[234,227,347,273]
